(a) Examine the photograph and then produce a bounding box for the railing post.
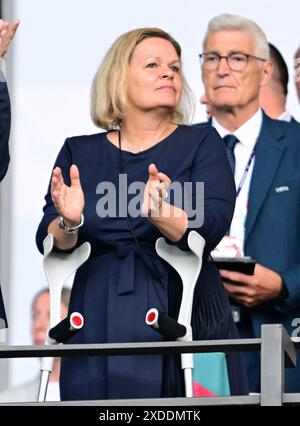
[261,324,296,406]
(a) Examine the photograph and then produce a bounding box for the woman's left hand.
[141,163,171,217]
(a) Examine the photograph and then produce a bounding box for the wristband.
[58,214,84,234]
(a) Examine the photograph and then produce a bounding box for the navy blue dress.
[36,125,248,400]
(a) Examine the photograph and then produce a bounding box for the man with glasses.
[198,14,300,393]
[200,43,297,123]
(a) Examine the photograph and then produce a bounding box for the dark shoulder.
[171,124,225,167]
[267,116,300,132]
[60,132,107,157]
[181,122,221,140]
[65,132,106,147]
[178,123,223,150]
[263,115,300,148]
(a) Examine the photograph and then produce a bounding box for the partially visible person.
[0,18,19,180]
[0,287,70,402]
[0,18,19,339]
[294,45,300,102]
[36,27,247,401]
[259,43,296,122]
[200,93,212,120]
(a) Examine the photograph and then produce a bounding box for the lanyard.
[236,147,256,197]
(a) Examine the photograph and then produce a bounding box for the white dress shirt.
[277,110,293,122]
[212,109,263,254]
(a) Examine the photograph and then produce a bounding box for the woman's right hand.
[51,164,84,226]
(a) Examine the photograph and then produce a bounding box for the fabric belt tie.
[115,243,165,295]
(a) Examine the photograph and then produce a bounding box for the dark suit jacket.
[194,113,300,392]
[237,113,300,392]
[0,70,10,328]
[0,71,10,182]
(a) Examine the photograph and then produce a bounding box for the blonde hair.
[203,14,270,60]
[91,28,194,130]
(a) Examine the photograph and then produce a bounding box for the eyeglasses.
[199,52,267,71]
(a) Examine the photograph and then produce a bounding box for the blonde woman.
[36,28,246,400]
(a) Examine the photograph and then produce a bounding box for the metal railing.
[0,324,299,406]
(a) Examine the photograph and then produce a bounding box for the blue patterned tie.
[223,134,239,175]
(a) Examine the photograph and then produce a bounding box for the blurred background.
[0,0,299,389]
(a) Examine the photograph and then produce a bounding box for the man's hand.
[220,263,283,307]
[0,19,20,58]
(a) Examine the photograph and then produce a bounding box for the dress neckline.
[104,125,181,156]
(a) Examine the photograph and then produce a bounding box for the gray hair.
[203,14,270,60]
